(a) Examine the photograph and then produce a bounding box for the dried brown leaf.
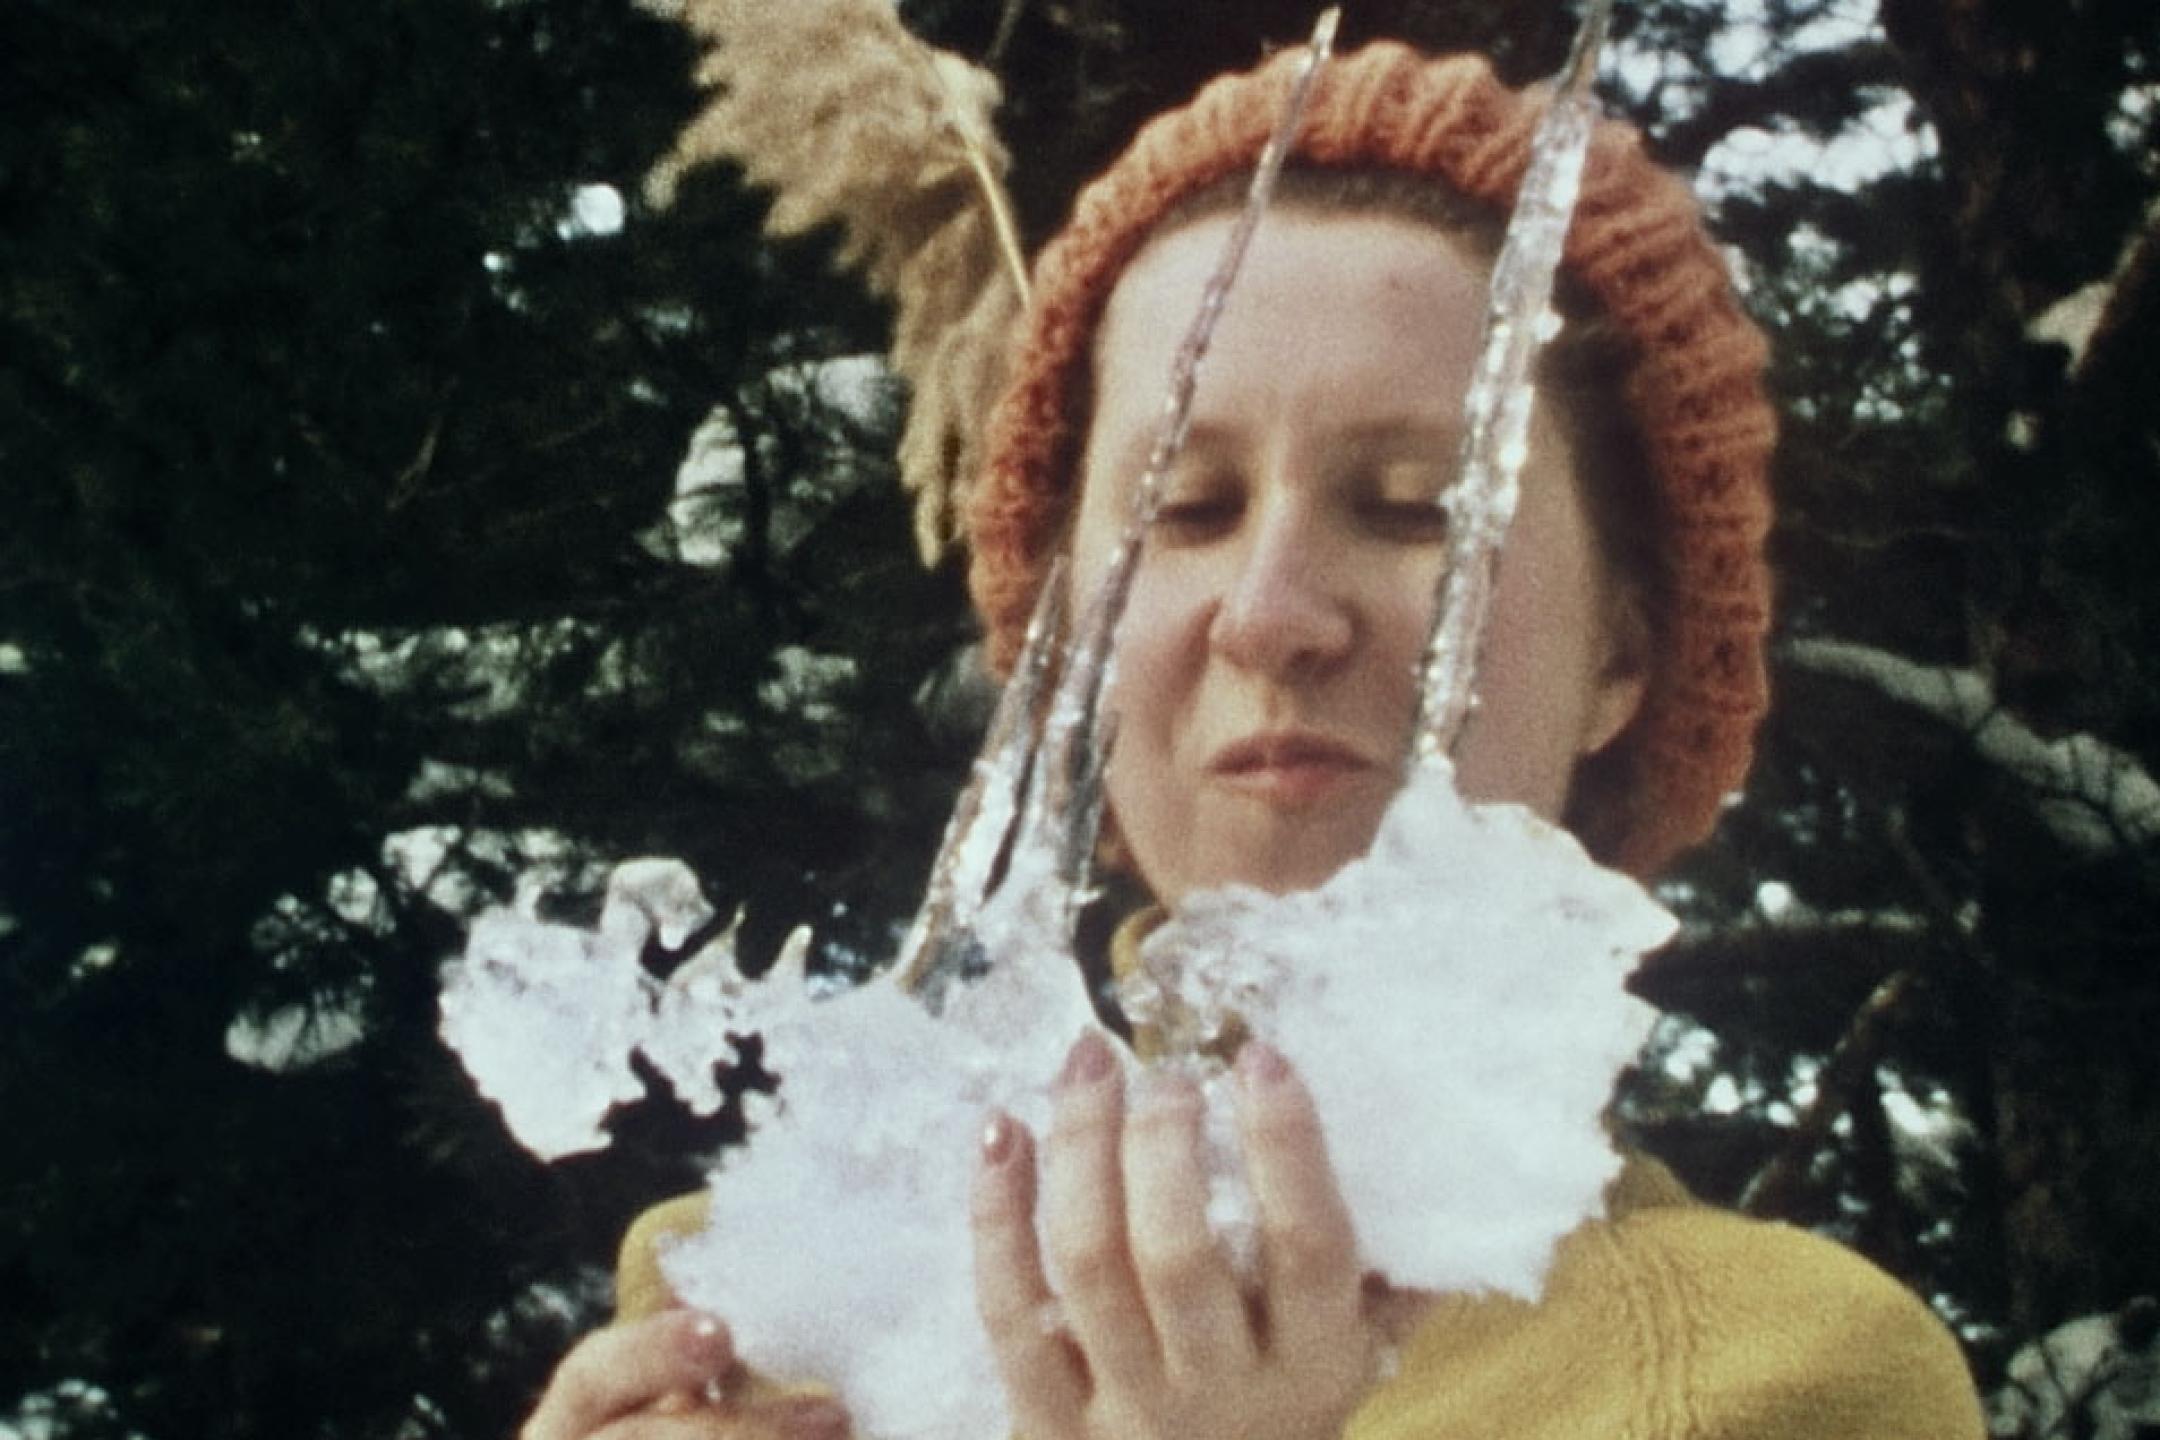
[652,0,1028,561]
[900,274,1022,564]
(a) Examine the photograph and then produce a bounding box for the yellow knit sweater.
[1343,1153,1985,1438]
[616,1136,1981,1439]
[614,1149,1981,1437]
[613,912,1985,1437]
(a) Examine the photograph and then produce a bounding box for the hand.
[521,1309,851,1440]
[971,1032,1374,1440]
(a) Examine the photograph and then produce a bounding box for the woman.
[525,41,1986,1440]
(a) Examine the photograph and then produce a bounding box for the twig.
[986,0,1026,71]
[388,407,448,513]
[1738,966,1920,1217]
[916,49,1033,307]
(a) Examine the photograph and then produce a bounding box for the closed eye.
[1360,497,1451,543]
[1345,454,1454,543]
[1149,487,1243,541]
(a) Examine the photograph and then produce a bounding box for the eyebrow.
[1101,414,1465,480]
[1096,422,1239,496]
[1324,419,1466,455]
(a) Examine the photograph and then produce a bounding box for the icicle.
[996,3,1344,949]
[1411,0,1612,767]
[892,558,1069,1005]
[892,5,1342,993]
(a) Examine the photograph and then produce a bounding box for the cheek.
[1453,534,1606,812]
[1098,558,1235,900]
[1103,559,1213,740]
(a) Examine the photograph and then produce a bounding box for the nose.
[1206,497,1355,678]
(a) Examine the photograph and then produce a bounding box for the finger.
[1234,1042,1364,1371]
[524,1311,734,1440]
[1122,1066,1253,1378]
[971,1111,1087,1436]
[594,1394,850,1440]
[704,1395,853,1440]
[1042,1029,1162,1392]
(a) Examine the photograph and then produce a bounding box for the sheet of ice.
[1121,760,1672,1298]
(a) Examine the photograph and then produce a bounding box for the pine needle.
[651,0,1029,564]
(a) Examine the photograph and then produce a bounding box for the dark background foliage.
[4,0,2157,1434]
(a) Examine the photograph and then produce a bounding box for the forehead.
[1093,209,1489,397]
[1087,210,1494,463]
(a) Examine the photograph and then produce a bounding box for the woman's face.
[1072,210,1646,904]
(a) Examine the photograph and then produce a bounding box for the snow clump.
[439,766,1675,1439]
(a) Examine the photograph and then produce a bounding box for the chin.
[1153,833,1375,905]
[1247,847,1366,898]
[1119,788,1394,906]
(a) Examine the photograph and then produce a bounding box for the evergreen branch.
[987,0,1027,68]
[1649,41,1908,172]
[1785,637,2160,857]
[2037,196,2160,384]
[1738,965,1919,1217]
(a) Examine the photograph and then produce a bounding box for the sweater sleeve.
[611,1191,838,1409]
[613,1189,714,1322]
[1345,1203,1986,1440]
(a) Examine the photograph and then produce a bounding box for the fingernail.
[783,1397,851,1439]
[980,1110,1016,1165]
[682,1312,730,1374]
[1238,1040,1291,1089]
[1059,1030,1113,1089]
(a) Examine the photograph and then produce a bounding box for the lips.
[1207,730,1378,808]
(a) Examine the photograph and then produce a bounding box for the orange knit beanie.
[964,41,1776,878]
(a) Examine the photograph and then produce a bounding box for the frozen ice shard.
[1413,0,1613,764]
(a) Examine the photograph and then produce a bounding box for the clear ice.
[440,772,1671,1440]
[1416,0,1609,756]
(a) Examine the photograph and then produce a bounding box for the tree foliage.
[4,0,2157,1435]
[2,2,967,1434]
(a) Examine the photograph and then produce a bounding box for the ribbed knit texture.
[1345,1174,1986,1440]
[965,43,1777,877]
